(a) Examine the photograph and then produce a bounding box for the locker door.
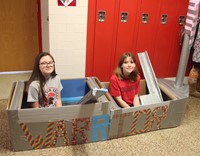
[135,0,161,74]
[92,0,117,81]
[153,0,180,78]
[113,0,139,72]
[86,0,97,77]
[168,0,189,76]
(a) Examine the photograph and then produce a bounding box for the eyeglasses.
[39,61,55,67]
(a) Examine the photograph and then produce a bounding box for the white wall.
[41,0,50,52]
[48,0,88,79]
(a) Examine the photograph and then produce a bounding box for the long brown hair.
[26,52,57,104]
[114,52,139,81]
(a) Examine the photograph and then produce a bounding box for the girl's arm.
[114,96,130,108]
[133,94,140,106]
[31,102,40,108]
[56,93,62,107]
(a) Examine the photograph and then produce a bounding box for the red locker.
[113,0,139,70]
[135,0,161,71]
[153,0,181,78]
[86,0,97,77]
[86,0,117,81]
[90,0,117,81]
[168,0,190,77]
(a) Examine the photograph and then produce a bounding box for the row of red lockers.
[86,0,192,82]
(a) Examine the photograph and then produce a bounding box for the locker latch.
[179,16,185,25]
[121,12,128,23]
[142,14,149,24]
[98,11,106,22]
[161,14,168,24]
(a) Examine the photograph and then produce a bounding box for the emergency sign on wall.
[58,0,76,6]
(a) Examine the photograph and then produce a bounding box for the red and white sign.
[58,0,76,7]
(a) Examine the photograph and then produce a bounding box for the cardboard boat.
[6,52,188,151]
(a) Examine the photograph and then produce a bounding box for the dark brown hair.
[26,52,57,104]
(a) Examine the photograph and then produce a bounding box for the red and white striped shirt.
[185,0,200,46]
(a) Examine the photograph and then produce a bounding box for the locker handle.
[142,14,149,24]
[121,12,128,23]
[98,11,106,22]
[179,16,185,25]
[161,14,168,24]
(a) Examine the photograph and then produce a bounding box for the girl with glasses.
[26,52,63,108]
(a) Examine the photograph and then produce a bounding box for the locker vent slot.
[142,13,149,24]
[98,11,106,22]
[161,14,168,24]
[121,12,128,23]
[179,16,185,25]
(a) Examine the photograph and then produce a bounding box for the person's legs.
[188,66,200,98]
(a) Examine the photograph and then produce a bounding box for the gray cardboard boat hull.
[6,78,188,151]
